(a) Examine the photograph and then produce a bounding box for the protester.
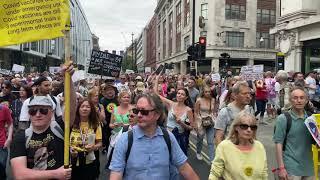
[0,80,16,107]
[156,75,194,155]
[255,79,268,124]
[19,75,63,122]
[70,99,102,180]
[109,93,199,180]
[88,88,105,123]
[273,87,314,179]
[10,64,75,180]
[209,112,268,180]
[187,77,200,107]
[194,85,216,161]
[215,81,254,145]
[100,84,118,153]
[265,71,277,120]
[0,104,13,179]
[11,85,33,131]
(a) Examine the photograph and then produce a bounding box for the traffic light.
[187,45,198,61]
[220,53,231,68]
[198,36,206,59]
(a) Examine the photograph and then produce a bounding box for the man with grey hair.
[215,81,254,145]
[273,87,314,179]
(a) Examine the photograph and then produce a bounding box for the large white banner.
[240,65,264,81]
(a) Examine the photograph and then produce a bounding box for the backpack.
[25,120,64,148]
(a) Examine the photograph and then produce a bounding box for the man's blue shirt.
[109,125,187,179]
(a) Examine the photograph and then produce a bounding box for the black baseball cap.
[32,76,49,87]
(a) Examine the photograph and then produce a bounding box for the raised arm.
[153,74,174,109]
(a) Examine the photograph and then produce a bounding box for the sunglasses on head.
[132,108,155,116]
[238,124,258,131]
[28,108,50,116]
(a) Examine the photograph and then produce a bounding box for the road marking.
[189,141,211,165]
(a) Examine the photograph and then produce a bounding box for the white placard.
[145,67,151,73]
[72,70,86,82]
[49,66,61,74]
[240,65,264,81]
[12,64,25,73]
[253,65,264,73]
[211,73,221,81]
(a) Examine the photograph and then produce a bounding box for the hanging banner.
[88,50,123,78]
[0,0,70,47]
[12,64,25,73]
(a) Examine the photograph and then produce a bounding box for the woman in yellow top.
[209,111,268,180]
[70,99,102,180]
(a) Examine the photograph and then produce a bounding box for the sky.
[78,0,157,52]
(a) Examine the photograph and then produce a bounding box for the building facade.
[145,15,157,70]
[0,0,93,73]
[155,0,278,75]
[136,30,147,73]
[271,0,320,73]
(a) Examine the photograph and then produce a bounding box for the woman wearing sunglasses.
[70,99,102,180]
[209,111,268,180]
[154,75,194,155]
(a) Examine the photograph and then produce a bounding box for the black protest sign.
[88,50,123,78]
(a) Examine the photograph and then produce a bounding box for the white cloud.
[78,0,157,52]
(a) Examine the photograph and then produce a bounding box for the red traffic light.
[199,37,206,45]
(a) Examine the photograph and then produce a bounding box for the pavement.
[2,118,296,180]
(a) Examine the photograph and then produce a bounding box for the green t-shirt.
[273,110,314,176]
[113,106,129,133]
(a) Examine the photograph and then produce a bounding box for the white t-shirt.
[19,94,62,122]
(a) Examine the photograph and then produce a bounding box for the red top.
[255,86,267,100]
[0,105,12,146]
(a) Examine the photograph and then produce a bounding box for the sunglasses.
[28,108,50,116]
[132,108,155,116]
[2,86,8,89]
[238,124,258,131]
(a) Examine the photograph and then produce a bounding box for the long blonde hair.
[227,111,257,144]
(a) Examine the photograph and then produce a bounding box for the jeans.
[255,99,267,118]
[196,126,215,161]
[0,147,8,179]
[171,127,189,155]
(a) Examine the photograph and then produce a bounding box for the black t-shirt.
[100,97,118,125]
[10,117,64,170]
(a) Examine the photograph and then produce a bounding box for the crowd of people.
[0,66,318,180]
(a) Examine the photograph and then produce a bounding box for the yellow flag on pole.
[0,0,70,47]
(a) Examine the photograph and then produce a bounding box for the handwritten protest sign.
[12,64,25,73]
[305,115,320,146]
[0,68,11,75]
[88,50,123,78]
[240,65,264,81]
[0,0,70,47]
